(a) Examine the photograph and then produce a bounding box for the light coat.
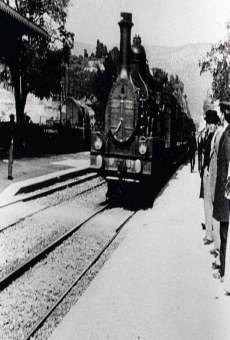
[209,126,224,203]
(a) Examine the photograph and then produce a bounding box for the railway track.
[0,195,137,340]
[0,173,106,234]
[0,170,99,210]
[23,210,137,340]
[0,203,110,291]
[0,160,179,340]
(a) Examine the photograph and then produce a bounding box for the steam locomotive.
[90,12,194,192]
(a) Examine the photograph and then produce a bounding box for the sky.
[66,0,230,47]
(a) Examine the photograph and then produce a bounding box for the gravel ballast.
[0,206,133,340]
[0,181,107,281]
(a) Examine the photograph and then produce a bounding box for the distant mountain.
[145,43,212,124]
[73,41,213,124]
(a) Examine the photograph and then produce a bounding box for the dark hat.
[205,110,219,124]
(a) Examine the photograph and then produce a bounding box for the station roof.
[0,1,48,39]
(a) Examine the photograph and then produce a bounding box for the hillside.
[74,41,213,124]
[145,43,212,124]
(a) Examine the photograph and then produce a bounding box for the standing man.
[209,115,223,267]
[213,101,230,281]
[198,125,207,199]
[9,114,15,141]
[202,110,219,245]
[198,128,205,176]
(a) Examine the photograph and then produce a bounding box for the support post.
[8,139,14,180]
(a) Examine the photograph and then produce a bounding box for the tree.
[152,70,190,114]
[95,39,108,59]
[109,47,120,74]
[92,53,116,104]
[67,41,118,126]
[67,54,94,98]
[0,0,74,122]
[199,41,230,101]
[151,68,168,90]
[84,49,88,59]
[165,74,185,106]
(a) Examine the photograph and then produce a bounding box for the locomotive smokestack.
[119,12,133,79]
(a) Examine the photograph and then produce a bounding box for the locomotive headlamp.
[138,137,147,155]
[134,159,142,173]
[139,143,147,155]
[94,135,103,150]
[95,155,103,169]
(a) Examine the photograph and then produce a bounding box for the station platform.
[49,163,230,340]
[0,152,90,205]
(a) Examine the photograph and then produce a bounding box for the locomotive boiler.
[90,12,193,191]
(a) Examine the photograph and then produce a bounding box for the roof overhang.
[0,1,48,39]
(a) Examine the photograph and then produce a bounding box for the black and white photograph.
[0,0,230,339]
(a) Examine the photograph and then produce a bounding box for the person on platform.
[198,123,208,231]
[188,130,197,173]
[198,127,206,177]
[209,114,223,269]
[212,102,230,281]
[8,114,15,141]
[201,110,219,245]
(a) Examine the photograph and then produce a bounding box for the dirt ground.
[0,152,89,194]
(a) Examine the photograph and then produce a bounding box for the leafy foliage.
[0,0,74,122]
[67,41,118,123]
[151,68,189,113]
[151,68,168,90]
[199,41,230,101]
[95,40,108,59]
[67,55,95,99]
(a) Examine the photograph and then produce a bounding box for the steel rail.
[0,202,110,291]
[23,173,99,202]
[0,178,106,234]
[24,210,137,340]
[0,171,99,209]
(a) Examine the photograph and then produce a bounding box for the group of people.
[198,102,230,290]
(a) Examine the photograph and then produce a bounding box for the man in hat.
[202,110,220,245]
[209,112,224,269]
[213,102,230,281]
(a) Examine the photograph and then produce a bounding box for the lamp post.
[8,139,13,180]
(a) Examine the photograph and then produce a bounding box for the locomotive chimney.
[119,12,133,79]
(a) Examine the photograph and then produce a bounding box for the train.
[90,12,194,194]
